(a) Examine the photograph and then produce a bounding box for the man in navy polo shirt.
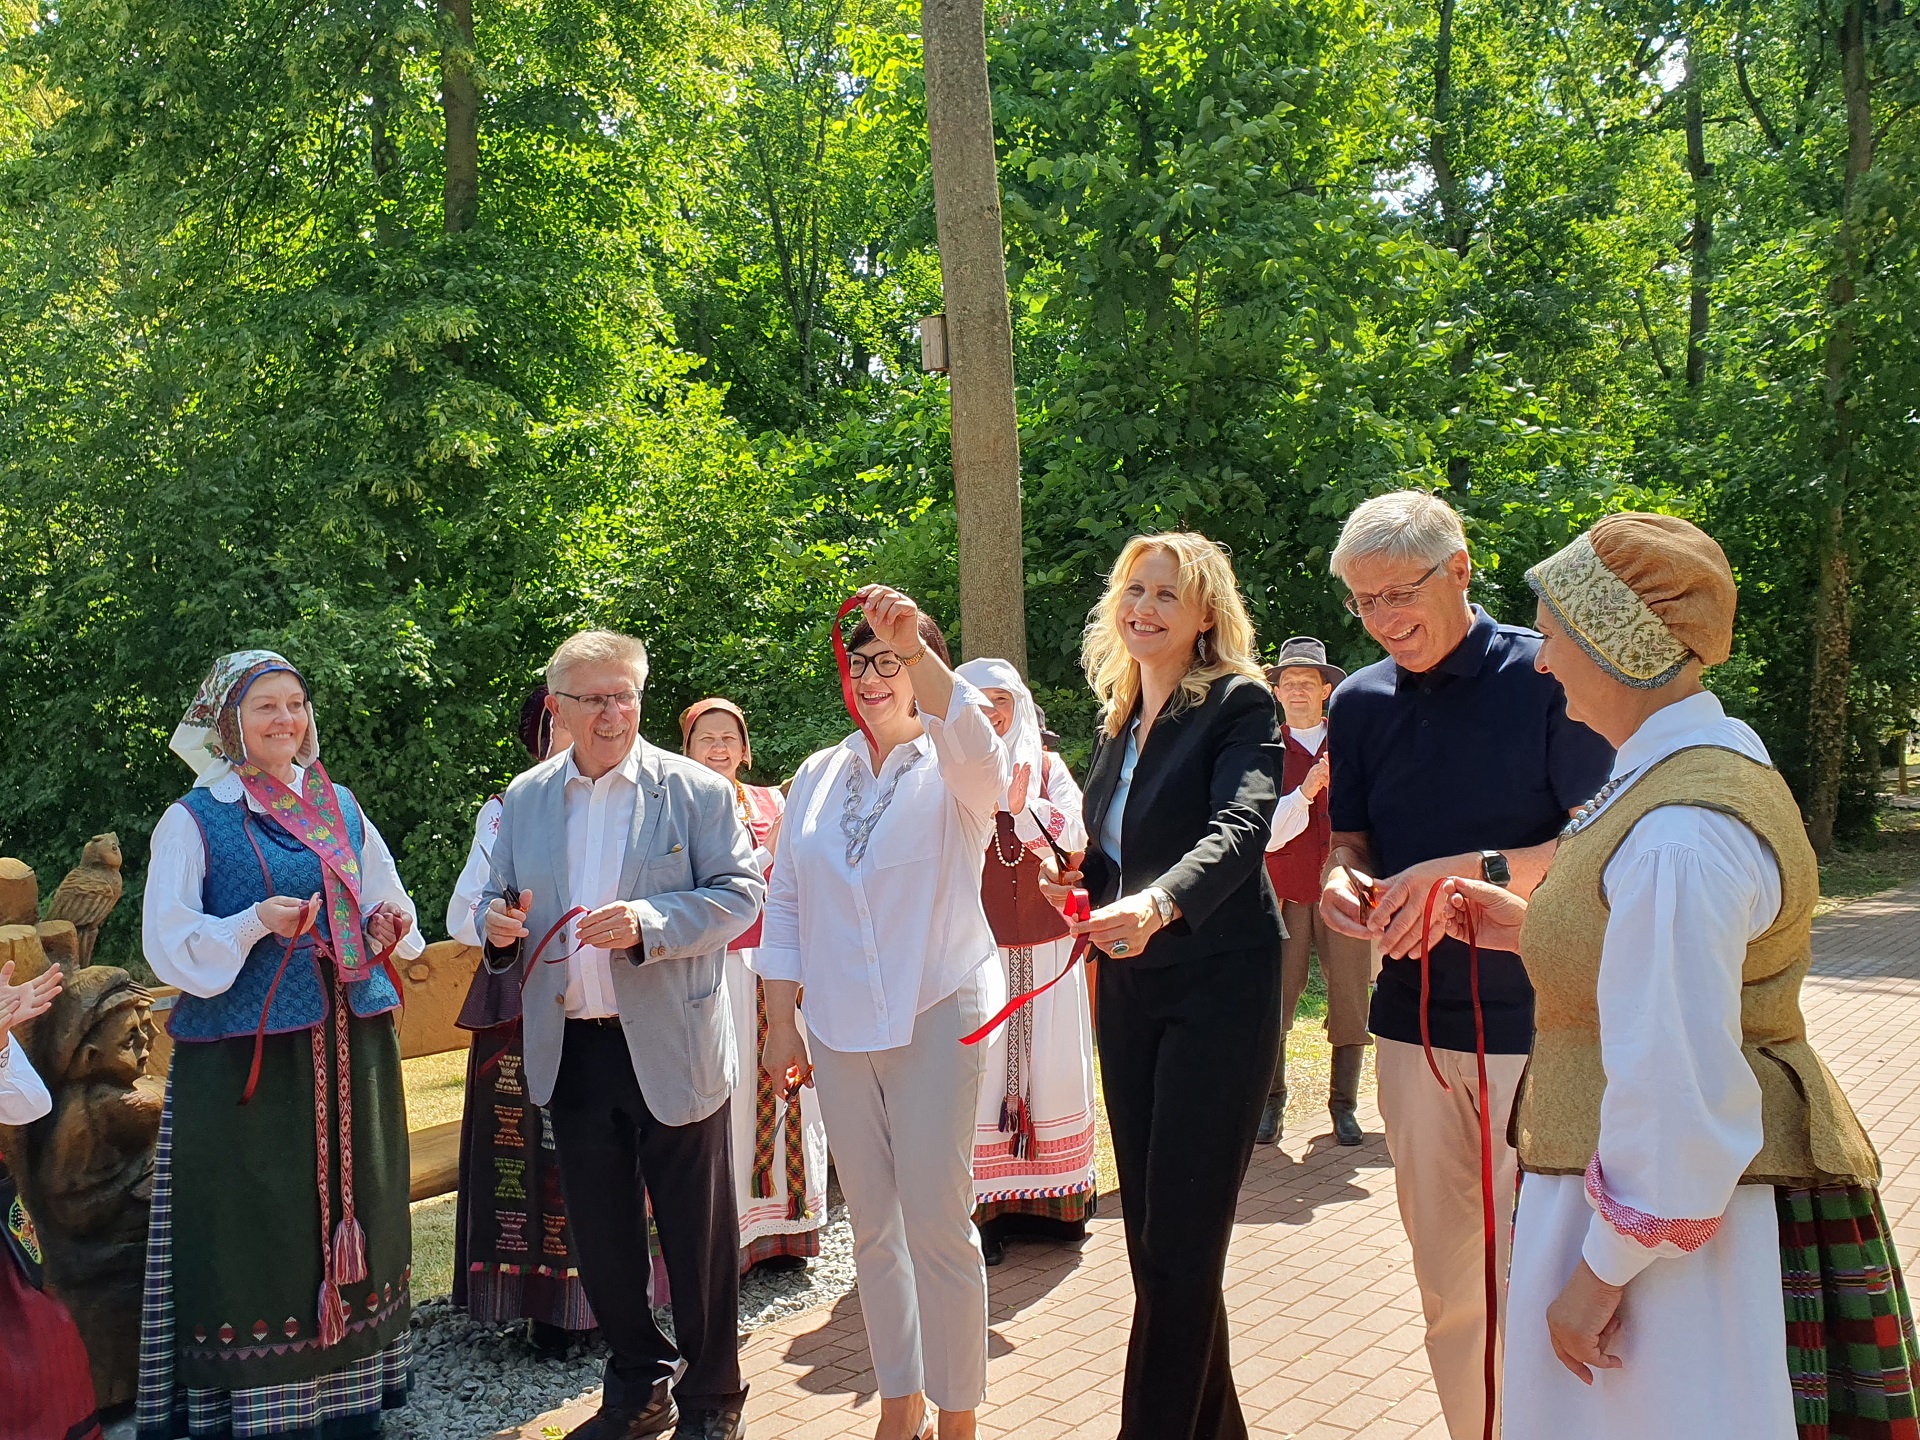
[1318,491,1612,1440]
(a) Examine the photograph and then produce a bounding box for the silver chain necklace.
[841,749,921,866]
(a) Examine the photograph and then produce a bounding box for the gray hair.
[545,629,650,693]
[1330,490,1469,582]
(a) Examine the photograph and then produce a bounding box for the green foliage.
[1,0,1916,967]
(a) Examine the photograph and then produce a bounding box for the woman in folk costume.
[138,652,422,1440]
[678,697,828,1276]
[0,960,104,1440]
[1433,514,1920,1440]
[952,658,1095,1268]
[446,686,595,1347]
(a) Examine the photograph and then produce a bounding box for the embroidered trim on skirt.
[1777,1183,1920,1439]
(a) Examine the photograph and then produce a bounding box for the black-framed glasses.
[553,688,641,713]
[1343,563,1441,618]
[846,652,904,679]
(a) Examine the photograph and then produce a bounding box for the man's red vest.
[1264,727,1331,905]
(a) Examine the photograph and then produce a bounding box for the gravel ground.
[388,1189,855,1440]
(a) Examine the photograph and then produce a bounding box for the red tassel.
[331,1218,368,1285]
[317,1279,348,1347]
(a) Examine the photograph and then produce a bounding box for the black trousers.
[1096,946,1281,1440]
[546,1019,744,1413]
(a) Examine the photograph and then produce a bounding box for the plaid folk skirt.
[1779,1185,1920,1439]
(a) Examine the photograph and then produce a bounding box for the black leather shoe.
[1255,1096,1283,1146]
[981,1227,1007,1267]
[672,1406,747,1440]
[568,1387,679,1440]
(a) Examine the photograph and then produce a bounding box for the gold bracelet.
[899,646,927,667]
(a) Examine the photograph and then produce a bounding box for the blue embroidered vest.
[167,784,402,1042]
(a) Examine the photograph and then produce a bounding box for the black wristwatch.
[1479,850,1511,887]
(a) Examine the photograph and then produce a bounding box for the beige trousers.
[1277,897,1377,1048]
[809,988,990,1412]
[1374,1037,1528,1440]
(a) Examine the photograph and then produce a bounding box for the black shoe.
[1255,1096,1283,1146]
[672,1406,747,1440]
[528,1319,575,1357]
[749,1253,807,1275]
[1331,1109,1364,1146]
[981,1227,1007,1267]
[568,1386,679,1440]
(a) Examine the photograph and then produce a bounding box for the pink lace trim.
[1585,1155,1722,1252]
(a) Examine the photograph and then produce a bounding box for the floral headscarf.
[168,649,318,785]
[955,657,1043,805]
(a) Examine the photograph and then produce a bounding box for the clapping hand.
[1007,762,1032,816]
[1301,755,1330,802]
[0,960,62,1046]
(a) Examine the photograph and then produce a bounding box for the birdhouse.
[919,314,949,374]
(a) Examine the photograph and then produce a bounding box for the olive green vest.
[1513,744,1879,1187]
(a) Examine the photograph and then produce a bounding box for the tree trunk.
[1683,40,1712,388]
[370,43,405,247]
[1433,0,1473,493]
[1804,0,1874,854]
[922,0,1027,669]
[441,0,479,235]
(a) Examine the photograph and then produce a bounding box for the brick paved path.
[504,881,1920,1439]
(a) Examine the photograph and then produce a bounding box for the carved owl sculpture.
[47,833,123,968]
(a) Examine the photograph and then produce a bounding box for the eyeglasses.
[846,652,904,679]
[1343,563,1441,618]
[553,689,641,713]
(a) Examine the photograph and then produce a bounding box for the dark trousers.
[546,1020,744,1414]
[1096,947,1281,1440]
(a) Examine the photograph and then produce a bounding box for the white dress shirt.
[447,795,504,947]
[560,744,643,1019]
[143,764,425,998]
[1264,721,1324,854]
[0,1035,51,1126]
[754,681,1011,1053]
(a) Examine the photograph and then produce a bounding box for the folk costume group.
[109,492,1919,1440]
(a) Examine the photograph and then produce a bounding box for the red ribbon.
[475,902,592,1078]
[960,889,1091,1046]
[832,590,879,753]
[240,897,400,1104]
[1417,879,1497,1440]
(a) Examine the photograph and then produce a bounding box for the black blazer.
[1080,672,1285,967]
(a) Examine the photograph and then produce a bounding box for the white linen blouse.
[753,680,1011,1053]
[446,795,504,947]
[143,765,425,998]
[1576,690,1782,1284]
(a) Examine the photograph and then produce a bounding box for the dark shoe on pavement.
[569,1385,679,1440]
[672,1406,747,1440]
[981,1224,1007,1267]
[1329,1044,1366,1147]
[1255,1096,1283,1146]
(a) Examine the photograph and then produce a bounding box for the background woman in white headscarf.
[954,659,1095,1267]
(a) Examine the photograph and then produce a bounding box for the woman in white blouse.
[755,586,1009,1440]
[139,651,422,1440]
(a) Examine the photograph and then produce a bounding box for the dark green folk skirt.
[137,1008,411,1435]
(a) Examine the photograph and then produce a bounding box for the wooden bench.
[146,940,484,1204]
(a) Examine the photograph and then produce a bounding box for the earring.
[1197,630,1211,664]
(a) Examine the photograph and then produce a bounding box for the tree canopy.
[1,0,1914,965]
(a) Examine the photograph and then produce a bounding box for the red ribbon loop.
[832,590,879,754]
[960,889,1091,1046]
[1416,878,1496,1440]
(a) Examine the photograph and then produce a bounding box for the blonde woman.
[1069,533,1284,1440]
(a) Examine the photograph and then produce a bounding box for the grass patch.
[402,1048,469,1129]
[1817,806,1920,915]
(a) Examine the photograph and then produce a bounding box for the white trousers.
[810,987,991,1410]
[1376,1037,1528,1440]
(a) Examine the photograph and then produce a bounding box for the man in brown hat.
[1258,637,1376,1146]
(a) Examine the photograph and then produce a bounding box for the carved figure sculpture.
[9,966,163,1407]
[47,833,124,968]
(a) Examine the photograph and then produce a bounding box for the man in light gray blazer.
[483,629,764,1440]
